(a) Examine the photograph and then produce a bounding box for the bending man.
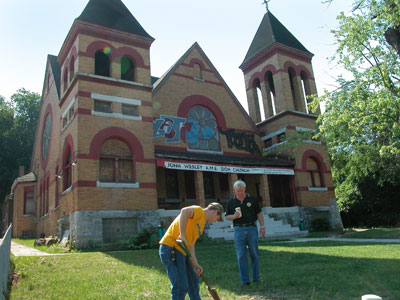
[159,202,224,300]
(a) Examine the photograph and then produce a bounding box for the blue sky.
[0,0,352,112]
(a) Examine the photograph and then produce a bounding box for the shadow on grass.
[104,240,400,300]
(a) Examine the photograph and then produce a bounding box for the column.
[194,171,205,207]
[260,174,271,207]
[228,173,238,198]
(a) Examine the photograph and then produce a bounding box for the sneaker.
[240,282,250,288]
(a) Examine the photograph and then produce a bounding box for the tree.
[314,0,400,223]
[0,89,41,206]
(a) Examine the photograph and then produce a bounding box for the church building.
[3,0,342,247]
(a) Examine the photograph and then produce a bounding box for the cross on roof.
[262,0,270,11]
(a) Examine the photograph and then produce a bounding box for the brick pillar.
[260,174,271,207]
[260,80,273,118]
[246,87,261,123]
[194,171,205,207]
[228,173,238,199]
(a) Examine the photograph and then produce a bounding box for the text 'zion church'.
[3,0,343,247]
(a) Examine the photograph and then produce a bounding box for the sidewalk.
[11,241,58,256]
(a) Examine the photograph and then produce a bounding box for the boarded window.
[306,157,323,187]
[94,100,112,113]
[99,138,134,183]
[122,104,138,116]
[24,191,35,215]
[102,217,138,243]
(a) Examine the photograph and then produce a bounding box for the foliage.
[340,174,400,227]
[313,0,400,224]
[310,217,331,232]
[0,89,40,206]
[118,227,159,250]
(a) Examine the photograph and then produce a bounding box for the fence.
[0,224,12,300]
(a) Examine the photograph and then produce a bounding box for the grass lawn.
[9,239,400,300]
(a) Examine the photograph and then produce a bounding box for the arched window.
[121,56,135,81]
[194,63,203,80]
[251,79,262,123]
[186,105,220,152]
[69,56,75,82]
[99,138,134,182]
[264,71,276,116]
[63,69,68,93]
[306,157,324,187]
[95,50,110,77]
[300,71,311,113]
[63,146,73,191]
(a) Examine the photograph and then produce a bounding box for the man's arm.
[189,241,203,276]
[225,200,240,220]
[178,206,194,245]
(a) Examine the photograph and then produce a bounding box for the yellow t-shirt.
[159,206,206,255]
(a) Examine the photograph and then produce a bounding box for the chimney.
[19,166,25,177]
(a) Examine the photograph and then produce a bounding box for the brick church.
[3,0,342,247]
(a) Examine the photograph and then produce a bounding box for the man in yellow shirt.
[159,202,224,300]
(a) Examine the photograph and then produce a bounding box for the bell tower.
[240,10,320,123]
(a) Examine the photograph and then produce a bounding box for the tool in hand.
[176,239,221,300]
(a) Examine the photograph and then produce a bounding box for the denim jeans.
[159,244,201,300]
[233,226,259,284]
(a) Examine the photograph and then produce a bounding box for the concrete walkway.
[11,241,61,256]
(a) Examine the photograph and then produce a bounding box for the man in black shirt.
[225,180,265,286]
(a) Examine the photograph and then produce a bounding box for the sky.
[0,0,353,112]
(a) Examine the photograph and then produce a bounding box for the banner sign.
[161,160,294,175]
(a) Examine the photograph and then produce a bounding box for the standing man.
[225,180,265,286]
[159,202,224,300]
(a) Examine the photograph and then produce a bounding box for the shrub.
[310,217,331,232]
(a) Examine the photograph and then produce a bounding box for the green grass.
[9,240,400,300]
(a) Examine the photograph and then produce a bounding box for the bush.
[310,217,331,232]
[119,227,158,250]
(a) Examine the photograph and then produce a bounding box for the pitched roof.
[76,0,153,39]
[48,55,61,98]
[240,10,311,69]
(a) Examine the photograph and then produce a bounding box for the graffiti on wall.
[153,109,260,155]
[153,115,186,143]
[218,127,261,155]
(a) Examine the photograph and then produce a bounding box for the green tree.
[0,89,41,206]
[314,0,400,223]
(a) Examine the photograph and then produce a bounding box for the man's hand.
[233,211,241,219]
[259,226,265,238]
[177,235,187,246]
[193,264,203,276]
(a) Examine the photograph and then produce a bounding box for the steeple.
[240,10,311,69]
[76,0,153,39]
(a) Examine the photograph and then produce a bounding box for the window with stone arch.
[121,56,135,81]
[95,49,110,77]
[69,55,75,82]
[99,138,135,183]
[306,156,324,187]
[186,105,220,152]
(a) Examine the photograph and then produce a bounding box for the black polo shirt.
[225,194,261,226]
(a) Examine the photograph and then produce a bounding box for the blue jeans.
[233,226,259,284]
[159,244,201,300]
